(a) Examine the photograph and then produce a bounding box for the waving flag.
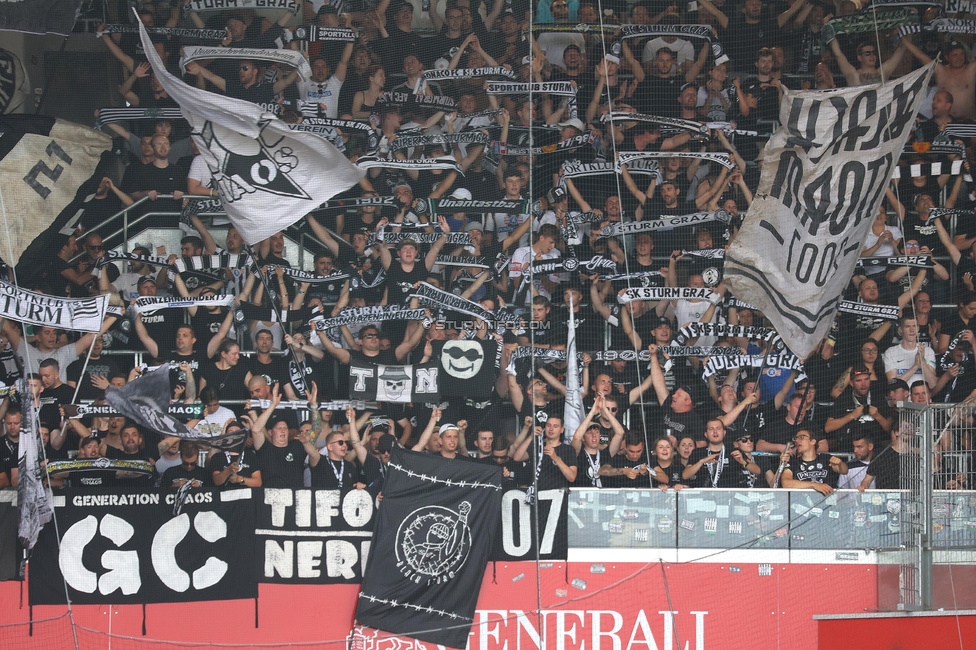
[724,62,934,358]
[136,16,364,245]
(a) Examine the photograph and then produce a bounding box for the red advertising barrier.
[1,560,880,650]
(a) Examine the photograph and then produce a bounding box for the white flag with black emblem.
[136,16,364,245]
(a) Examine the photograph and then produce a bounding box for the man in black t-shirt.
[254,416,318,489]
[67,336,122,403]
[310,431,364,491]
[160,441,212,492]
[104,422,154,486]
[780,429,848,495]
[513,415,577,490]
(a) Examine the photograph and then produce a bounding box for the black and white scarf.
[837,300,900,320]
[680,323,780,342]
[391,131,490,151]
[857,255,933,270]
[600,210,732,238]
[356,155,463,174]
[486,81,578,97]
[377,92,457,110]
[94,107,184,129]
[96,24,227,40]
[133,295,236,314]
[180,46,312,82]
[311,305,429,331]
[602,111,708,134]
[410,282,497,326]
[618,150,735,170]
[368,231,471,247]
[617,286,720,304]
[422,67,518,81]
[288,25,357,42]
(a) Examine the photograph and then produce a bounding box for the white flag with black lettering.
[136,17,364,245]
[724,62,934,358]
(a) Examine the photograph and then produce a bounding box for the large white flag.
[563,294,585,444]
[136,18,364,245]
[724,62,935,359]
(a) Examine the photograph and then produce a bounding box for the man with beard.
[160,442,211,492]
[825,367,893,452]
[104,422,154,486]
[600,434,653,488]
[648,344,705,443]
[903,39,976,120]
[0,408,22,487]
[838,425,877,489]
[780,429,848,495]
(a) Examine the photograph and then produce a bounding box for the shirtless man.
[903,39,976,121]
[829,37,907,87]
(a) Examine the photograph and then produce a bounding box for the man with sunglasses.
[185,58,298,114]
[311,431,365,491]
[828,39,907,88]
[779,429,847,496]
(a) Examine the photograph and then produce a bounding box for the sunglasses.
[361,333,378,339]
[331,440,348,446]
[240,65,252,71]
[860,50,876,56]
[492,454,509,461]
[736,437,753,443]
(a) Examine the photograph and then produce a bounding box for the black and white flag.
[432,339,498,398]
[724,62,934,359]
[17,379,52,551]
[105,365,248,450]
[355,446,501,649]
[0,281,109,332]
[349,361,440,404]
[137,18,364,246]
[0,116,112,268]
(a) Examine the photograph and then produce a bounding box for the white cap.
[439,423,460,435]
[450,187,473,200]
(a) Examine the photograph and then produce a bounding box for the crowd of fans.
[1,0,976,501]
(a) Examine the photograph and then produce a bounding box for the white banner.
[181,47,313,83]
[724,62,935,359]
[0,281,108,332]
[138,20,364,246]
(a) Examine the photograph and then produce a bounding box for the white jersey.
[298,75,343,118]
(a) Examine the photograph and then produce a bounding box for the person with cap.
[484,9,523,68]
[779,429,847,496]
[299,20,354,119]
[886,377,910,408]
[436,421,475,461]
[185,58,299,115]
[646,343,707,444]
[903,39,976,121]
[932,341,976,403]
[99,244,162,301]
[824,365,893,452]
[374,0,426,69]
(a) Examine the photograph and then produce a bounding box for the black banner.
[0,491,17,581]
[494,488,568,562]
[29,489,256,604]
[257,487,376,583]
[356,447,502,649]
